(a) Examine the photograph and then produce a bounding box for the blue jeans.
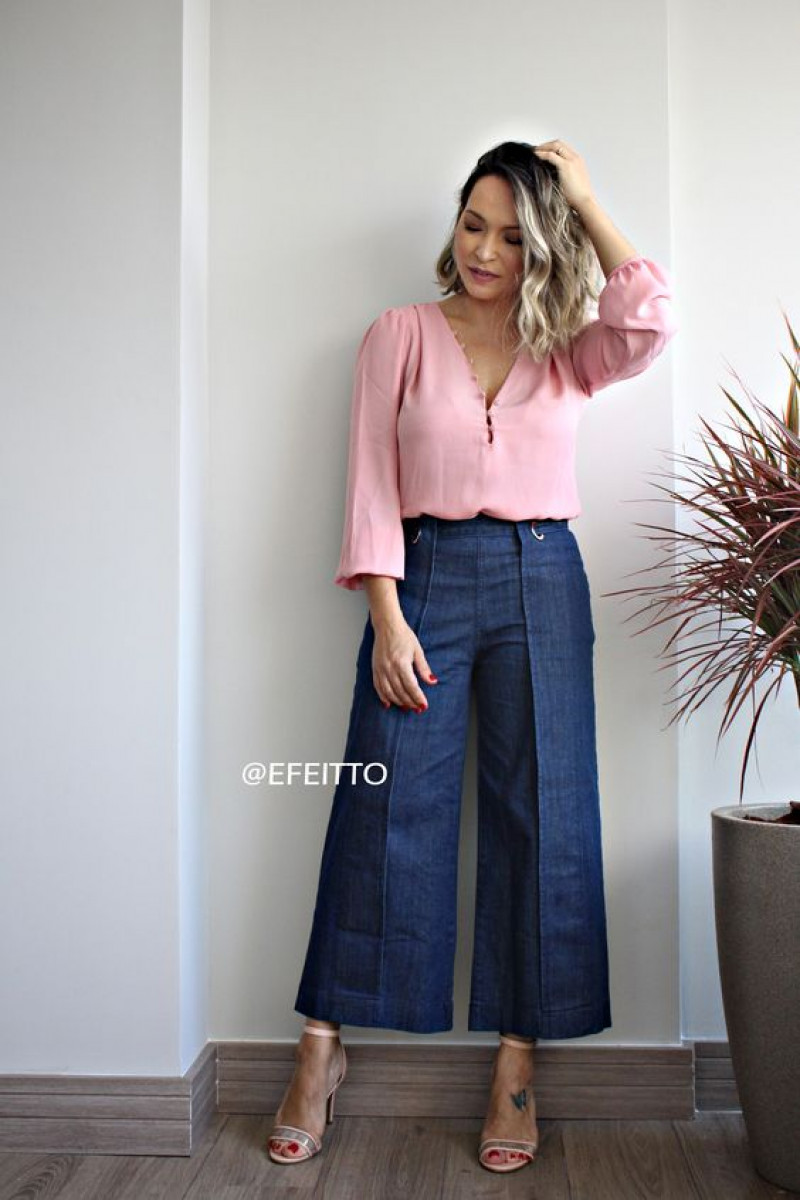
[294,513,612,1038]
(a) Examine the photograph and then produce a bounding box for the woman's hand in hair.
[533,140,596,211]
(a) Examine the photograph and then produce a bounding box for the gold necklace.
[449,323,517,406]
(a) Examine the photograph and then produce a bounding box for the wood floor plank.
[562,1118,704,1199]
[183,1113,325,1197]
[0,1152,45,1191]
[0,1112,786,1199]
[442,1118,572,1197]
[0,1113,227,1200]
[320,1115,449,1199]
[673,1112,791,1198]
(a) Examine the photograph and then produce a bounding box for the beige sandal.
[478,1033,539,1173]
[267,1023,347,1164]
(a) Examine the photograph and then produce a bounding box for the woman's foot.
[267,1021,345,1161]
[478,1034,539,1170]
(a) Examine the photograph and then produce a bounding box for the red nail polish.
[428,674,438,682]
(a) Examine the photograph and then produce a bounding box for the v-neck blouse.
[433,302,522,409]
[334,254,678,590]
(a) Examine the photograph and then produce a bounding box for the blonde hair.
[434,140,602,362]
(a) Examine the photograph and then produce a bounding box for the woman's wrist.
[363,576,404,630]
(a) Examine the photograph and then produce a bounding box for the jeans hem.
[295,986,453,1034]
[468,1001,612,1040]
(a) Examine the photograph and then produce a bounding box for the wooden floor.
[0,1110,797,1199]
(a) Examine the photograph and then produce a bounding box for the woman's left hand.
[533,140,596,210]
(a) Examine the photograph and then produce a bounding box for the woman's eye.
[465,223,521,245]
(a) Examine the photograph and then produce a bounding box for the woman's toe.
[271,1136,304,1157]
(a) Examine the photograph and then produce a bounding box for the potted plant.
[604,313,800,1193]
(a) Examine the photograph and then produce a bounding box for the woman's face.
[452,174,524,304]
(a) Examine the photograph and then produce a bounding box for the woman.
[267,139,678,1173]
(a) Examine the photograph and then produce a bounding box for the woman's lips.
[469,266,498,282]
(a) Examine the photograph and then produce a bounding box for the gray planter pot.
[711,804,800,1192]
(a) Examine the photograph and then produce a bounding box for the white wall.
[668,0,800,1039]
[1,0,796,1078]
[206,0,679,1045]
[179,0,211,1074]
[0,0,209,1075]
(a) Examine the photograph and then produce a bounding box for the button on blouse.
[334,255,678,591]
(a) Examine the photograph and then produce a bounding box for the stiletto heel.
[267,1023,347,1164]
[478,1033,539,1174]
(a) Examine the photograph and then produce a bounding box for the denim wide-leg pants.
[294,513,612,1039]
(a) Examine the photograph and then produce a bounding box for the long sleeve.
[334,307,411,591]
[569,255,678,397]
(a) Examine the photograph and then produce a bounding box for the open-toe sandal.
[267,1023,347,1164]
[478,1033,539,1173]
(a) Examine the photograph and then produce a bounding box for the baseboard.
[694,1040,741,1111]
[0,1039,737,1157]
[0,1042,217,1157]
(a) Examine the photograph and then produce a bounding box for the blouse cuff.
[597,255,677,332]
[568,255,678,396]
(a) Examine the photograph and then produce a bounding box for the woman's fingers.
[393,662,428,710]
[377,662,425,710]
[372,623,434,711]
[375,674,422,711]
[534,138,572,155]
[395,633,431,709]
[376,675,406,709]
[414,643,436,687]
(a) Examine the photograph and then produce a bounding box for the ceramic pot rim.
[711,803,800,825]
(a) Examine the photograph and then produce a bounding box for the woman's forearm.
[364,575,405,630]
[573,195,639,278]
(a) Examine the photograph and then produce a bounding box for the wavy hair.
[434,140,602,362]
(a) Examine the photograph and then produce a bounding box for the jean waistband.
[403,512,570,539]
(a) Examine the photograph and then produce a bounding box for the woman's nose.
[477,239,500,259]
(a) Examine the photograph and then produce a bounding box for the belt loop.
[530,520,545,541]
[411,524,422,544]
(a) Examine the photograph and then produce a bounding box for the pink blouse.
[334,254,678,591]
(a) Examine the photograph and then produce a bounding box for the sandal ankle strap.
[303,1023,341,1038]
[499,1033,536,1049]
